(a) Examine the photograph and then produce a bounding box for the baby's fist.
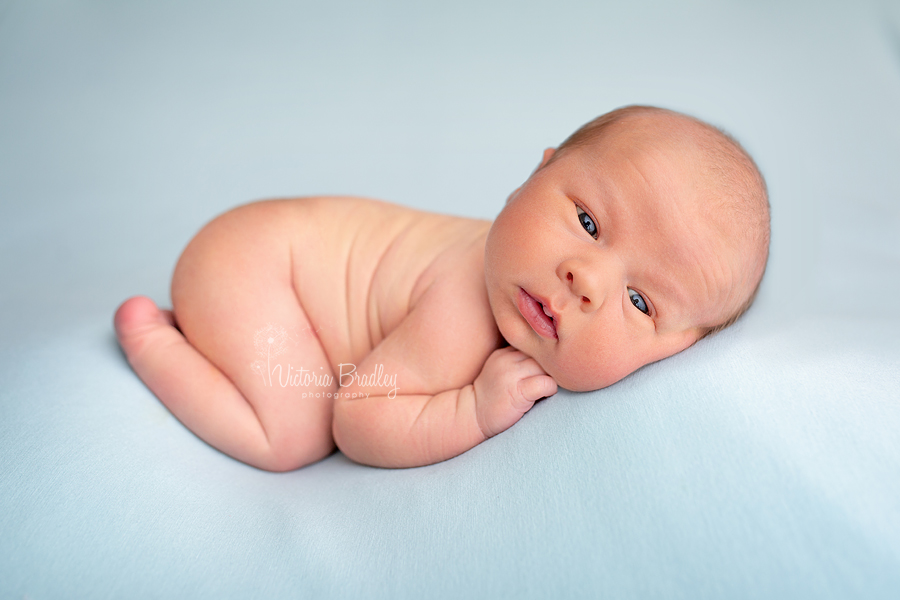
[473,347,558,440]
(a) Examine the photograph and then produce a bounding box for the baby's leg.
[115,202,336,471]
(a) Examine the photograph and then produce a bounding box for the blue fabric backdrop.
[1,1,898,598]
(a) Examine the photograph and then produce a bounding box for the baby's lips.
[517,287,558,339]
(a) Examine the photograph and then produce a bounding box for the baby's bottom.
[115,202,336,471]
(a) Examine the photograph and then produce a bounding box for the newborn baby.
[115,105,770,471]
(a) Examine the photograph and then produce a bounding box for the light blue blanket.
[2,1,898,598]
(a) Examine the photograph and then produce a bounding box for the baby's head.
[484,105,770,391]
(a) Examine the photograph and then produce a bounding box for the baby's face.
[484,124,744,391]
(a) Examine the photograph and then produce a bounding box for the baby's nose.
[565,271,593,305]
[559,259,610,312]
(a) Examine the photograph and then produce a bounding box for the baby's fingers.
[517,374,558,405]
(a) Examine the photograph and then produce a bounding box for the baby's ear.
[539,147,556,169]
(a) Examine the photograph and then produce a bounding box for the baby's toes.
[114,296,176,358]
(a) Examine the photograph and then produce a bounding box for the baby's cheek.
[552,350,633,392]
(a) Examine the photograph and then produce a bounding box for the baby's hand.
[473,347,558,439]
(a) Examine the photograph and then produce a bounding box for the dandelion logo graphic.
[251,324,290,386]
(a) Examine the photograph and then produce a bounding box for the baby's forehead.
[599,115,743,187]
[588,118,754,235]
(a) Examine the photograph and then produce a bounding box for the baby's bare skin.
[116,197,555,470]
[116,107,768,471]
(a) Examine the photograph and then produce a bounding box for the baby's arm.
[332,279,557,468]
[335,347,555,468]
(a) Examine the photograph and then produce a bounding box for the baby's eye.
[628,288,649,315]
[576,205,598,239]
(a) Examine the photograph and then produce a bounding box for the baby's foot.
[114,295,335,471]
[114,296,178,363]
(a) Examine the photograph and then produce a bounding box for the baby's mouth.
[517,288,558,339]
